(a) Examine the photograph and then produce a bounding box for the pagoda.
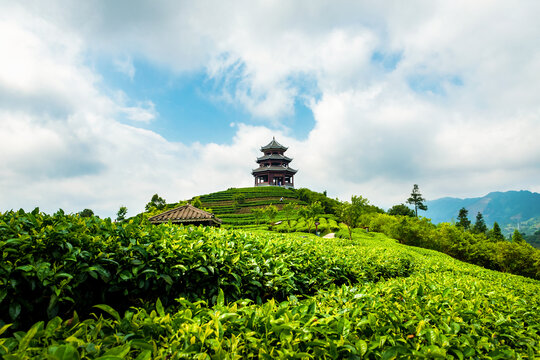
[252,137,297,188]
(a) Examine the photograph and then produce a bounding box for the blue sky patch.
[371,50,403,71]
[94,57,317,144]
[407,73,464,95]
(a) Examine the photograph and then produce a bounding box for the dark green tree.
[489,222,505,242]
[116,206,127,222]
[512,229,526,244]
[387,204,415,217]
[472,212,488,234]
[407,184,427,217]
[145,194,166,211]
[456,207,471,230]
[78,209,94,217]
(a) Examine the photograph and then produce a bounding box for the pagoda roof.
[252,166,298,175]
[148,204,222,225]
[256,153,292,162]
[261,137,288,151]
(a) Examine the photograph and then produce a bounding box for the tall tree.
[512,229,526,244]
[472,212,488,234]
[407,184,427,217]
[116,206,128,222]
[456,207,471,230]
[489,222,505,242]
[336,196,370,241]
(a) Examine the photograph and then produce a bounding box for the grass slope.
[1,210,540,358]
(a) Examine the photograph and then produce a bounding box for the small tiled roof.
[256,154,292,162]
[261,137,288,151]
[148,204,222,225]
[252,166,298,174]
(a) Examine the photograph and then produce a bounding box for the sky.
[1,1,540,218]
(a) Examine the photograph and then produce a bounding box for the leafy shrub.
[2,210,414,330]
[2,210,540,358]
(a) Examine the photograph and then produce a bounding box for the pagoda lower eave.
[252,166,297,187]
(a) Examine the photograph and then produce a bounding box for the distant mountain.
[425,190,540,236]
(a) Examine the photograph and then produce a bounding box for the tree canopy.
[512,229,525,244]
[299,201,324,234]
[191,196,203,209]
[296,188,339,214]
[116,206,127,222]
[78,209,94,218]
[473,212,488,234]
[456,207,471,230]
[387,204,415,217]
[145,194,166,211]
[489,222,505,242]
[336,195,370,240]
[406,184,427,217]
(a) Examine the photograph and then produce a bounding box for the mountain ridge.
[425,190,540,235]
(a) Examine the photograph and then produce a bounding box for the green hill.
[192,187,339,228]
[1,209,540,358]
[196,187,305,225]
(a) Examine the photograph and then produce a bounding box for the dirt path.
[322,233,335,239]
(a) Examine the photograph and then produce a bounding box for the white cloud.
[120,101,157,123]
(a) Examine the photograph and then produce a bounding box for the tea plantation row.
[2,209,540,358]
[0,210,412,331]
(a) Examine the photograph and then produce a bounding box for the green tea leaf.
[156,298,165,317]
[93,304,121,322]
[0,323,12,336]
[217,288,225,306]
[134,350,152,360]
[18,321,42,351]
[47,344,81,360]
[357,340,368,356]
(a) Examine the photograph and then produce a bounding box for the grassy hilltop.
[1,208,540,358]
[196,187,306,226]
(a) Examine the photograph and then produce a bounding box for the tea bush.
[0,210,412,331]
[2,210,540,358]
[359,213,540,280]
[2,239,539,358]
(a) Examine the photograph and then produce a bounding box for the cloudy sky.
[1,1,540,217]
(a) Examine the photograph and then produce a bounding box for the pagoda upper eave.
[256,154,293,162]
